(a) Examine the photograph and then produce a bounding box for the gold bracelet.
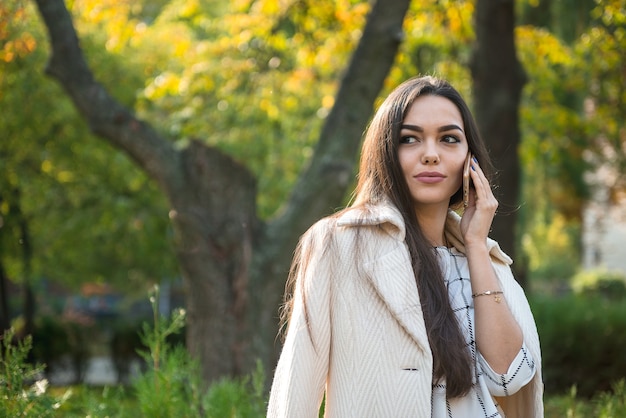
[471,290,503,303]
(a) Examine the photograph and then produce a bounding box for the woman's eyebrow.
[438,124,464,133]
[400,123,464,133]
[400,124,423,132]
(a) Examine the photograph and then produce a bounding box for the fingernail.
[472,157,478,163]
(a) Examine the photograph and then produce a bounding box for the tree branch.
[32,0,180,193]
[265,0,411,256]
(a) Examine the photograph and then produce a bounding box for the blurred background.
[1,0,625,416]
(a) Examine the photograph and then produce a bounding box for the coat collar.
[337,200,512,265]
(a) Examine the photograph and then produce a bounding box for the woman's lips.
[415,172,446,183]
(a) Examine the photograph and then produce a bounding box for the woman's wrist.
[463,238,489,254]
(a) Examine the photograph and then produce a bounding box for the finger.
[469,160,494,198]
[469,163,489,198]
[468,161,498,214]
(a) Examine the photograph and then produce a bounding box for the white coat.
[268,202,543,418]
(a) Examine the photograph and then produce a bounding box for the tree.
[470,0,526,282]
[31,0,411,383]
[0,0,177,340]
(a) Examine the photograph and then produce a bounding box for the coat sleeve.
[267,222,333,418]
[477,342,536,396]
[492,261,544,418]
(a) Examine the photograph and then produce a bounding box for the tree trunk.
[168,140,258,379]
[2,186,36,339]
[32,0,411,384]
[470,0,527,286]
[17,188,35,339]
[0,259,11,333]
[0,191,11,332]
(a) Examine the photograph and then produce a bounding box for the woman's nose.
[422,146,440,164]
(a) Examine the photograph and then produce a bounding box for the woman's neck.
[414,204,449,247]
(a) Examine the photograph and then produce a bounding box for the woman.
[267,76,543,417]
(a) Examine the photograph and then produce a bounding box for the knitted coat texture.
[267,202,543,418]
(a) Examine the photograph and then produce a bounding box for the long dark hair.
[353,75,494,397]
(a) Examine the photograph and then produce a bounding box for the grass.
[544,381,626,418]
[43,382,625,418]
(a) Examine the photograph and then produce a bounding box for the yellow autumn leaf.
[57,170,74,183]
[41,160,53,174]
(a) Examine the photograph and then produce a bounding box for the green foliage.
[130,0,478,218]
[12,0,611,301]
[514,1,626,286]
[54,385,133,418]
[594,380,626,417]
[531,293,626,397]
[20,286,622,416]
[571,268,626,300]
[518,0,596,43]
[0,329,69,417]
[0,0,177,292]
[133,344,204,417]
[545,380,626,418]
[545,386,595,417]
[521,212,581,282]
[396,0,474,97]
[137,0,372,217]
[132,286,266,417]
[577,0,626,196]
[6,3,626,411]
[516,0,626,272]
[203,360,266,418]
[132,286,202,417]
[3,289,268,417]
[517,23,589,214]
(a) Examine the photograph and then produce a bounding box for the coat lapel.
[338,202,431,352]
[362,242,431,354]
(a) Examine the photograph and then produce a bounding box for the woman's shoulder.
[336,202,406,240]
[301,203,404,250]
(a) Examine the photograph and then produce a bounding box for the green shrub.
[571,269,626,300]
[522,213,580,282]
[545,386,594,417]
[0,328,69,417]
[2,286,268,417]
[545,380,626,417]
[531,294,626,397]
[203,360,266,418]
[594,379,626,417]
[53,385,132,418]
[132,285,267,418]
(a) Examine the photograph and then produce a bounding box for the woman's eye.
[441,135,460,143]
[400,135,419,144]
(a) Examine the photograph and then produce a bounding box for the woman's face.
[397,94,469,211]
